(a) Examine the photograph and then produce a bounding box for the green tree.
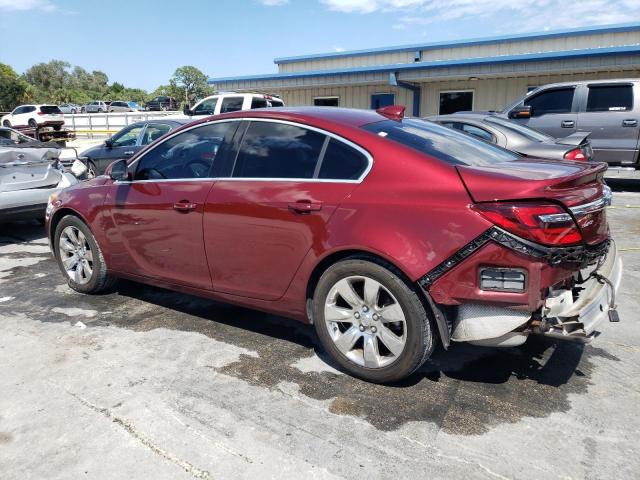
[170,66,212,107]
[0,63,29,111]
[23,60,71,92]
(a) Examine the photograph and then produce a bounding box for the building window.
[371,93,395,109]
[314,96,339,107]
[439,90,474,115]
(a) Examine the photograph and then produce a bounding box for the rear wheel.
[2,120,10,127]
[54,215,117,294]
[313,258,435,383]
[28,119,37,128]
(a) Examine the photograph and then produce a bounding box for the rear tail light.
[37,111,44,115]
[564,148,586,161]
[471,202,582,246]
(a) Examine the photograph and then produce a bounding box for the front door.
[204,120,370,300]
[106,121,238,289]
[517,86,578,139]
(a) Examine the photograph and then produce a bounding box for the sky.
[1,0,639,91]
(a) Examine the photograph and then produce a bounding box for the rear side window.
[40,106,62,114]
[251,97,268,109]
[524,88,574,116]
[587,85,633,112]
[318,139,368,180]
[220,97,244,113]
[363,119,519,166]
[233,121,325,179]
[135,122,235,180]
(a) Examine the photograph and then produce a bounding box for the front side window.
[111,125,143,147]
[587,85,633,112]
[135,122,235,180]
[439,91,473,115]
[220,97,244,113]
[194,98,218,115]
[233,121,325,179]
[524,88,574,116]
[318,139,368,180]
[363,119,519,166]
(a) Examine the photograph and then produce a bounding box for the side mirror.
[108,159,128,181]
[508,105,532,119]
[104,138,113,149]
[183,105,192,116]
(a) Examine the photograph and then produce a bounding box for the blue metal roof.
[209,45,640,84]
[273,22,640,64]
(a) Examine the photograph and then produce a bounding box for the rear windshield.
[40,105,62,114]
[485,117,552,142]
[363,119,519,166]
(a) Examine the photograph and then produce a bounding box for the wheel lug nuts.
[372,313,379,321]
[354,312,360,319]
[371,326,377,333]
[359,325,365,332]
[362,306,369,312]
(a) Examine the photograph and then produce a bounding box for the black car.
[79,120,189,177]
[146,96,179,111]
[428,113,593,162]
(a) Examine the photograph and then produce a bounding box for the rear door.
[576,82,639,165]
[518,86,578,138]
[204,119,371,300]
[106,121,238,288]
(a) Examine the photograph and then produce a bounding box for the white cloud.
[319,0,640,31]
[0,0,56,11]
[259,0,289,5]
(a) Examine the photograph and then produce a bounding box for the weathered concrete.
[0,184,639,479]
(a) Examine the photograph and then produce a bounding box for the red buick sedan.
[46,106,622,383]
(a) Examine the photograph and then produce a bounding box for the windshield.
[484,117,553,142]
[363,118,520,166]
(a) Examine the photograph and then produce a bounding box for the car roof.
[528,78,638,91]
[188,106,387,129]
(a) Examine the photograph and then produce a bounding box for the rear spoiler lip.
[555,131,591,147]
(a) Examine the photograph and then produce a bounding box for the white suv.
[1,105,64,129]
[185,92,284,117]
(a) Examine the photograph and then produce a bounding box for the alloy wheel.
[324,275,407,368]
[58,226,94,284]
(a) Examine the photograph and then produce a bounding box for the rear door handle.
[623,119,638,127]
[288,201,322,214]
[173,201,197,212]
[561,120,575,128]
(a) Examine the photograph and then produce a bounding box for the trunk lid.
[457,159,610,245]
[0,147,62,192]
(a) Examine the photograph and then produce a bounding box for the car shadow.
[0,220,47,244]
[110,280,618,435]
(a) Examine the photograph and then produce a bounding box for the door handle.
[623,119,638,127]
[124,151,135,156]
[561,120,575,128]
[288,201,322,214]
[173,201,197,212]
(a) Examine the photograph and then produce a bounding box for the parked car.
[1,129,77,222]
[185,92,284,117]
[83,101,110,113]
[1,105,64,129]
[58,103,81,114]
[146,96,179,111]
[46,105,621,383]
[127,101,144,111]
[429,113,593,162]
[79,119,189,177]
[108,101,134,113]
[501,79,640,167]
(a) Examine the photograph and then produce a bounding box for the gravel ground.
[0,176,638,480]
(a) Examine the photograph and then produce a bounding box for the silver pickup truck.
[501,79,640,167]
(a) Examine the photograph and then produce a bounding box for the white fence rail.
[62,111,186,137]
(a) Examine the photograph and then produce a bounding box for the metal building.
[209,23,640,116]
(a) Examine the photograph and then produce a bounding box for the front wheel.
[2,120,10,127]
[313,258,435,383]
[28,119,37,128]
[54,215,117,294]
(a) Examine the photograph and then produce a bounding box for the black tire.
[28,119,37,128]
[98,109,103,113]
[313,258,435,384]
[71,109,77,114]
[54,215,117,294]
[2,120,10,128]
